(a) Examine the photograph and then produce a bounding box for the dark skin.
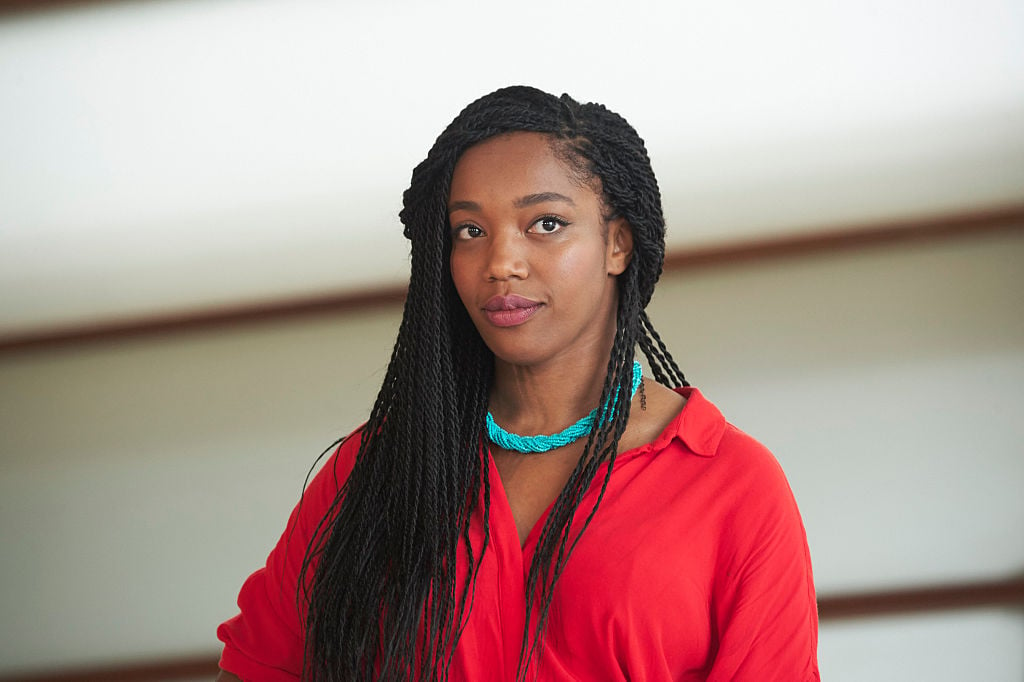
[217,133,684,678]
[449,132,684,545]
[489,380,685,546]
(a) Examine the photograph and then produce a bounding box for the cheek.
[449,252,475,305]
[551,241,609,283]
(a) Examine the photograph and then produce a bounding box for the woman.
[217,86,819,681]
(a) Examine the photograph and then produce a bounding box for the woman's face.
[448,132,632,369]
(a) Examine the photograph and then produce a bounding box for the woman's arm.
[706,430,819,681]
[216,433,361,682]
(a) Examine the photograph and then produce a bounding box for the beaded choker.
[486,361,643,454]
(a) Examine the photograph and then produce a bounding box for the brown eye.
[454,225,484,240]
[529,216,568,234]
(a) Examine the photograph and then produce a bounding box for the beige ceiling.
[1,0,1022,336]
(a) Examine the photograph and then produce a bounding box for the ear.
[606,218,634,276]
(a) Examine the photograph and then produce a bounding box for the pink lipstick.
[482,295,543,328]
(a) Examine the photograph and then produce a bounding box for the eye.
[528,215,569,234]
[453,224,484,240]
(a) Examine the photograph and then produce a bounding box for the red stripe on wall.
[2,576,1022,682]
[3,204,1022,354]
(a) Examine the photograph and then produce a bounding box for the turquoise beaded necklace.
[486,361,643,454]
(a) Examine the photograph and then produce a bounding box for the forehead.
[449,132,597,202]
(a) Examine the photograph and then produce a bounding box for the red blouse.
[218,388,819,681]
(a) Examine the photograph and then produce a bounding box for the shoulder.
[297,425,366,523]
[217,424,368,680]
[663,387,801,516]
[619,379,687,452]
[718,419,790,485]
[670,387,777,465]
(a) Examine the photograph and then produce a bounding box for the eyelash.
[451,214,570,240]
[452,224,484,240]
[528,215,570,234]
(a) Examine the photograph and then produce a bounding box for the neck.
[489,353,613,436]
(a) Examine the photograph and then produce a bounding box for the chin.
[478,335,554,369]
[484,345,547,369]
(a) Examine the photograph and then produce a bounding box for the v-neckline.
[485,451,554,561]
[483,388,691,561]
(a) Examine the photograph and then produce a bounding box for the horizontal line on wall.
[816,574,1024,620]
[3,575,1021,682]
[0,285,411,354]
[0,0,113,16]
[660,202,1024,270]
[1,203,1022,354]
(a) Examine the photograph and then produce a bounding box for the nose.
[486,229,528,281]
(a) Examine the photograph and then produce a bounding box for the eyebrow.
[514,192,575,209]
[448,200,481,214]
[448,192,576,214]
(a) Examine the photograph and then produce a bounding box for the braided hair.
[300,85,687,681]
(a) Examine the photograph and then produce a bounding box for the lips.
[482,295,543,328]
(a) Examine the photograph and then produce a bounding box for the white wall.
[3,0,1023,334]
[1,228,1022,678]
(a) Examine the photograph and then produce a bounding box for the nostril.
[485,238,528,281]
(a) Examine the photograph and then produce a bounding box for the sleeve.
[705,428,820,682]
[217,431,362,681]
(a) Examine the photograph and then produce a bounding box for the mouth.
[482,295,543,328]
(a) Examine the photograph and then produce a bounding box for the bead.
[486,361,643,454]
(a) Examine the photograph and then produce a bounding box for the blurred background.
[0,0,1022,680]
